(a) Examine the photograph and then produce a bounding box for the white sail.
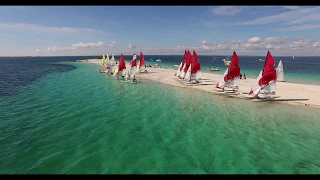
[124,69,129,80]
[276,60,285,82]
[195,71,201,81]
[110,53,115,65]
[130,67,137,79]
[184,65,192,82]
[178,63,187,78]
[249,70,263,97]
[216,68,228,89]
[175,62,183,76]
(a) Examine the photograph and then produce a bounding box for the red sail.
[180,50,187,71]
[258,51,277,86]
[140,52,145,66]
[118,53,126,71]
[184,50,192,73]
[224,51,240,81]
[131,54,137,68]
[191,50,201,74]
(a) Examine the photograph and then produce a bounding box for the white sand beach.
[78,59,320,108]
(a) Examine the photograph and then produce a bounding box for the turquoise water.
[1,61,320,174]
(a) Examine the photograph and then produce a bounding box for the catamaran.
[216,51,240,93]
[175,50,186,77]
[249,51,277,99]
[185,50,201,84]
[114,53,126,79]
[127,54,137,82]
[137,52,147,73]
[276,60,285,82]
[179,50,192,79]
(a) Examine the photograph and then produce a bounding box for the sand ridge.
[77,59,320,108]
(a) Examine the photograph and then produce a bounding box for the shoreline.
[75,59,320,108]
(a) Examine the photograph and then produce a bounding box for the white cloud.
[0,22,113,35]
[48,41,115,52]
[109,41,116,47]
[277,24,320,31]
[282,6,300,10]
[240,7,320,25]
[211,6,243,16]
[128,43,137,49]
[138,36,320,56]
[35,49,40,53]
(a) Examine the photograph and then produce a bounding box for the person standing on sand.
[244,74,246,79]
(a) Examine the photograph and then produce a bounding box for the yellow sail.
[137,61,140,69]
[114,67,119,76]
[106,53,110,64]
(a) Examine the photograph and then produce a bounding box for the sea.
[1,55,320,174]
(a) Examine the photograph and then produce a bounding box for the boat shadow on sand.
[252,98,310,102]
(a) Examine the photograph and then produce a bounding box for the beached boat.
[179,50,192,79]
[249,51,277,99]
[137,52,147,73]
[276,60,285,82]
[187,50,201,84]
[175,50,186,77]
[114,53,126,79]
[216,51,240,93]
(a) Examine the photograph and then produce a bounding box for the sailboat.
[137,52,147,73]
[128,54,137,81]
[216,51,240,93]
[156,54,161,62]
[179,50,192,79]
[222,55,231,66]
[249,51,277,99]
[276,60,285,82]
[102,54,105,66]
[175,50,186,77]
[114,53,126,79]
[209,57,220,71]
[186,50,201,84]
[105,54,110,64]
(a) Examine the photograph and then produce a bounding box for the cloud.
[139,36,320,56]
[239,7,320,25]
[128,43,137,49]
[0,22,113,35]
[276,24,320,31]
[48,41,115,52]
[282,6,300,10]
[211,6,243,16]
[35,49,40,53]
[109,41,116,47]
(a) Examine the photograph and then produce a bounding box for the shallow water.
[1,60,320,174]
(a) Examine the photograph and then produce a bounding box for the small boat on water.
[210,57,220,71]
[259,59,265,61]
[209,68,220,71]
[156,55,161,62]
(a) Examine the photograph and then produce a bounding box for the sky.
[1,6,320,56]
